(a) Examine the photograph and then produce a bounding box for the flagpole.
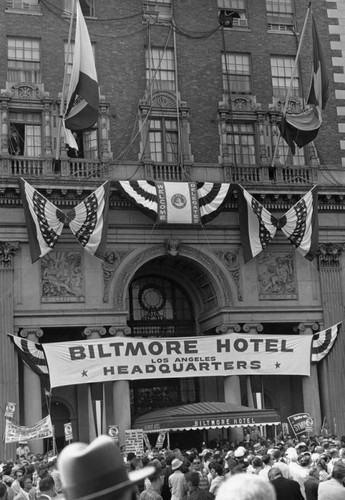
[55,0,76,160]
[270,1,312,168]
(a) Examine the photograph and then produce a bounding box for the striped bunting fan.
[115,181,232,224]
[311,323,341,363]
[7,334,49,378]
[238,185,319,263]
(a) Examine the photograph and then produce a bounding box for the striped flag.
[115,181,231,224]
[19,178,64,263]
[7,334,49,378]
[237,185,277,263]
[311,323,341,363]
[279,186,318,261]
[280,14,329,153]
[66,181,110,259]
[64,1,99,131]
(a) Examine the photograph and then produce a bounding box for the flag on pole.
[19,178,64,263]
[64,0,99,131]
[311,323,341,363]
[66,181,110,259]
[279,13,329,153]
[237,185,277,263]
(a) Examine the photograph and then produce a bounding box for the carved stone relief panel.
[257,250,297,300]
[41,251,84,302]
[215,249,243,301]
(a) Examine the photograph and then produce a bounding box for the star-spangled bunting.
[20,179,110,263]
[311,322,341,363]
[237,185,318,263]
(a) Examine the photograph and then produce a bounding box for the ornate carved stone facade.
[41,251,84,302]
[257,250,297,300]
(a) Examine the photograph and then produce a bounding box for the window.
[66,129,98,160]
[7,38,41,84]
[218,0,248,28]
[149,118,178,163]
[279,142,305,166]
[64,0,95,17]
[222,53,251,94]
[146,47,175,93]
[6,0,40,12]
[142,0,172,23]
[270,56,299,97]
[226,123,256,164]
[266,0,294,31]
[9,112,42,157]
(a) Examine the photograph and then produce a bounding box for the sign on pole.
[64,422,73,442]
[287,413,313,438]
[108,425,119,443]
[125,429,144,458]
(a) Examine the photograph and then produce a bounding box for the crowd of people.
[1,433,345,500]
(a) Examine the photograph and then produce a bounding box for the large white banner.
[42,333,313,388]
[5,415,53,443]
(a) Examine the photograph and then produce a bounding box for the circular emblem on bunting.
[171,193,187,209]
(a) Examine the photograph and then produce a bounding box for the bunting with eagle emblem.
[19,178,65,263]
[115,181,232,224]
[238,185,319,263]
[20,179,110,262]
[66,181,110,259]
[311,323,341,363]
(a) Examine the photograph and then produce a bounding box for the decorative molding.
[318,243,345,268]
[109,326,131,337]
[20,328,44,340]
[83,327,106,337]
[215,249,243,301]
[102,249,131,303]
[165,239,181,256]
[41,251,84,302]
[257,251,297,300]
[216,323,241,334]
[243,323,263,333]
[0,241,19,268]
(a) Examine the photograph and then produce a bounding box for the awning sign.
[5,415,53,443]
[39,333,312,388]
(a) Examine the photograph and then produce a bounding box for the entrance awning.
[132,402,281,433]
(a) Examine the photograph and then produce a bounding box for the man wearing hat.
[58,435,155,500]
[168,459,185,500]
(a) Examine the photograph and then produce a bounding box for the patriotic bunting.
[238,185,319,263]
[279,186,319,261]
[116,181,232,224]
[311,323,341,363]
[7,334,49,378]
[237,184,277,263]
[20,178,65,263]
[66,181,110,259]
[20,179,110,262]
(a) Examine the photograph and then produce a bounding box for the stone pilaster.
[317,243,345,434]
[0,242,19,458]
[298,323,322,433]
[109,326,131,447]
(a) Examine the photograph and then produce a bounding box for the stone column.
[109,326,131,448]
[0,242,19,459]
[83,327,106,442]
[298,323,322,433]
[317,243,345,434]
[20,328,44,454]
[43,101,53,157]
[1,100,10,156]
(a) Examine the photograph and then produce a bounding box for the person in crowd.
[169,459,185,500]
[8,130,22,156]
[183,472,213,500]
[47,459,62,495]
[258,454,273,481]
[13,476,35,500]
[268,467,304,500]
[161,453,174,500]
[58,435,155,500]
[11,470,24,496]
[0,483,8,500]
[208,463,224,496]
[216,472,276,500]
[3,475,15,500]
[316,458,329,482]
[140,470,164,500]
[271,449,290,479]
[318,461,345,500]
[304,468,319,500]
[189,456,209,490]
